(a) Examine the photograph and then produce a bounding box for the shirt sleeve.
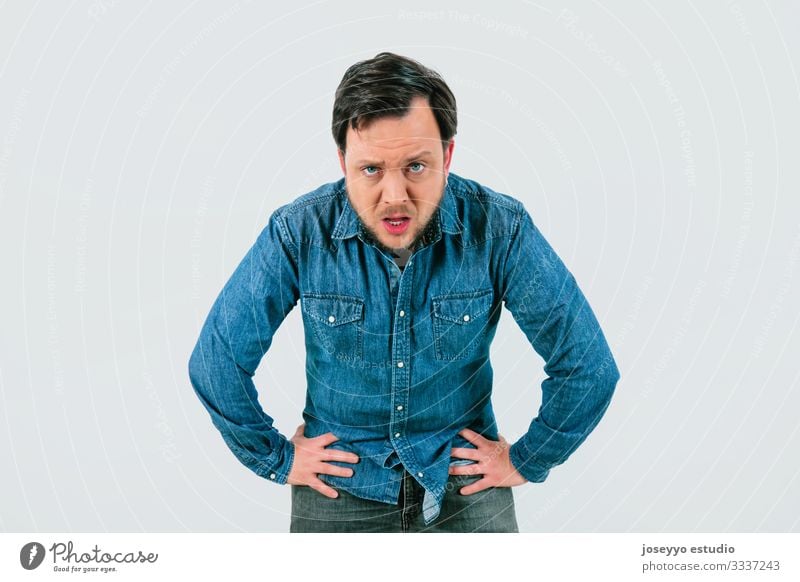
[501,209,620,483]
[188,209,300,484]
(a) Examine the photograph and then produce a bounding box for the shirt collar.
[331,177,463,242]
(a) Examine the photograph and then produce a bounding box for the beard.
[356,207,440,255]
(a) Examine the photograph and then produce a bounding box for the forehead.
[345,96,441,161]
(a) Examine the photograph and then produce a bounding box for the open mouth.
[382,216,411,235]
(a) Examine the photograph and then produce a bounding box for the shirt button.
[269,473,276,480]
[397,361,404,368]
[394,432,401,438]
[396,405,403,411]
[463,314,470,322]
[399,310,405,317]
[328,315,336,323]
[417,472,424,478]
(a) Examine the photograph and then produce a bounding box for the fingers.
[459,477,491,496]
[317,464,354,478]
[288,461,355,489]
[309,477,339,499]
[288,429,359,497]
[450,447,482,461]
[449,462,482,476]
[315,432,340,447]
[315,433,359,463]
[458,428,487,446]
[323,449,360,464]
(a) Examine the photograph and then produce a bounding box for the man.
[188,52,620,533]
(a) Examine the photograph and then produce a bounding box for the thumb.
[294,423,306,438]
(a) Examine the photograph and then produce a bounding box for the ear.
[337,148,346,175]
[442,139,455,176]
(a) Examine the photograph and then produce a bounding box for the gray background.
[1,0,798,533]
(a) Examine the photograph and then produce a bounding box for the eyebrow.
[351,150,434,167]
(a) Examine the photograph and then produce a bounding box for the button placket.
[390,257,412,452]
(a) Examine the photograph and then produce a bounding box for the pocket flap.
[302,294,364,326]
[432,289,493,324]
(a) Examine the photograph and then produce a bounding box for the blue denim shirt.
[188,172,619,525]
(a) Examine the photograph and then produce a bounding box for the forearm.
[188,331,295,483]
[502,210,620,482]
[187,211,300,484]
[509,325,619,482]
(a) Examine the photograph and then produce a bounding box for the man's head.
[332,52,457,251]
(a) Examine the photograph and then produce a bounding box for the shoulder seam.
[280,187,344,216]
[454,185,524,216]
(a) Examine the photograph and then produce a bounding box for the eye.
[408,162,425,174]
[362,165,380,177]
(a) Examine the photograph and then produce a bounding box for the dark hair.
[331,52,457,152]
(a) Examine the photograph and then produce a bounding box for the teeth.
[388,219,404,226]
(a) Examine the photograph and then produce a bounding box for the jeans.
[290,469,519,533]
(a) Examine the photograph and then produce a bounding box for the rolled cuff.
[509,439,551,483]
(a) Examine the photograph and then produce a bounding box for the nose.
[379,168,408,206]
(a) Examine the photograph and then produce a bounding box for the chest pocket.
[431,289,494,361]
[301,293,364,361]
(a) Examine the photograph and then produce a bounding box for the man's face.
[337,96,454,251]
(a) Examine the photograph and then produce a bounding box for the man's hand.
[287,423,359,498]
[449,428,528,495]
